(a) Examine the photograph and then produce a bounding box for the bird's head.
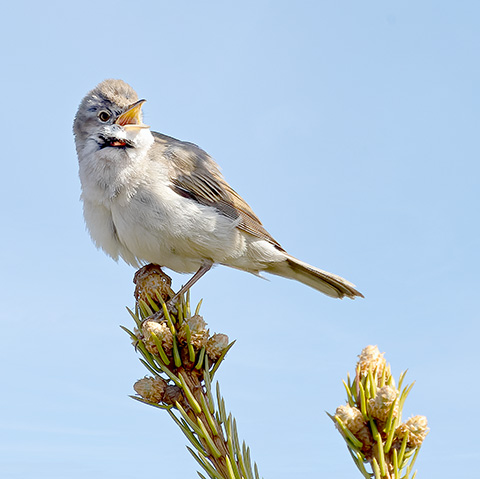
[73,79,152,156]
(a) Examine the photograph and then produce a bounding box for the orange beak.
[115,99,149,129]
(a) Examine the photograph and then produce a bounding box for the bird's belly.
[110,193,247,273]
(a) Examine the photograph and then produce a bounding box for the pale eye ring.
[98,110,111,122]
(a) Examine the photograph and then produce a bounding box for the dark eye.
[98,110,111,122]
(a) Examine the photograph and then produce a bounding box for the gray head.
[73,79,149,155]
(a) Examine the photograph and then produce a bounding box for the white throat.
[78,127,155,204]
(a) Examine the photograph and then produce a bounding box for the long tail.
[267,254,364,299]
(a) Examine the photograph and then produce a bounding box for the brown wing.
[152,132,284,250]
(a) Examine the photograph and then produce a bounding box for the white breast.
[114,178,253,272]
[79,133,248,272]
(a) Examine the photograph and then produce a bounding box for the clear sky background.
[1,1,479,478]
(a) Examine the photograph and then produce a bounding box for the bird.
[73,79,363,300]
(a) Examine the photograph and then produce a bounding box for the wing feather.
[152,132,283,249]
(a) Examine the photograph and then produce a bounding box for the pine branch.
[123,264,261,479]
[330,346,429,479]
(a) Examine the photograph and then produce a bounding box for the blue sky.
[1,1,479,478]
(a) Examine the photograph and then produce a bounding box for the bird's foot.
[134,261,213,326]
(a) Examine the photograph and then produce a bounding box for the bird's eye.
[98,110,111,122]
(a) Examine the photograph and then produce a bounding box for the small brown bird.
[73,79,363,299]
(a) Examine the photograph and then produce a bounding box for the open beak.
[115,99,149,129]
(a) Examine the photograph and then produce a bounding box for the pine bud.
[357,345,387,378]
[368,386,398,421]
[134,264,175,304]
[335,404,366,434]
[134,376,167,403]
[396,415,429,447]
[142,320,174,354]
[206,334,229,361]
[178,315,209,348]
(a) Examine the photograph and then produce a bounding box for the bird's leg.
[168,260,213,307]
[146,261,213,323]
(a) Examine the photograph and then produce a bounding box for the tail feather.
[268,255,363,299]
